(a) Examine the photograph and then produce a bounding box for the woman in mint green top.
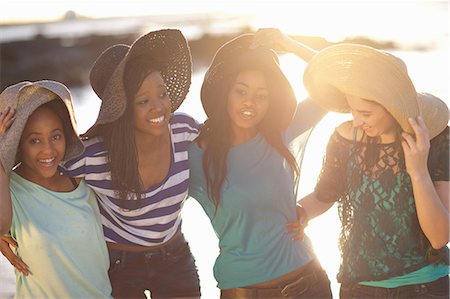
[189,29,332,298]
[0,81,112,298]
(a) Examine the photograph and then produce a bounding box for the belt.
[221,263,321,298]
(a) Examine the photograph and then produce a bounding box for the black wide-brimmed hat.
[201,33,297,130]
[86,29,192,135]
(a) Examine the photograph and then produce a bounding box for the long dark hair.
[199,68,300,209]
[96,58,158,207]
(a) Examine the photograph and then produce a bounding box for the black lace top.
[315,125,449,284]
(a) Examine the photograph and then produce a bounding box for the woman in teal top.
[189,29,332,298]
[0,81,112,298]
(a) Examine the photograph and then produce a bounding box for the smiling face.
[17,106,66,183]
[227,70,269,143]
[346,95,398,140]
[133,71,171,139]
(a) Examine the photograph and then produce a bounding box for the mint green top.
[359,264,450,288]
[10,172,112,299]
[188,106,320,289]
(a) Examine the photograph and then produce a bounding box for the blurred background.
[1,1,448,298]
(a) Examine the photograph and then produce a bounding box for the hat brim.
[201,34,296,130]
[0,81,84,174]
[86,29,192,135]
[304,43,421,135]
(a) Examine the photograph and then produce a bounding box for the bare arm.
[0,163,12,235]
[402,117,449,249]
[299,191,335,220]
[0,107,15,235]
[251,28,317,62]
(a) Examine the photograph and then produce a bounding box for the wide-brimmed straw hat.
[303,43,448,138]
[86,29,192,135]
[201,33,297,130]
[0,80,84,174]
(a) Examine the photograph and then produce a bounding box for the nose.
[42,139,57,154]
[242,94,256,107]
[148,98,165,112]
[352,113,364,127]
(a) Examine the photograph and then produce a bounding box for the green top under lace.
[315,126,449,284]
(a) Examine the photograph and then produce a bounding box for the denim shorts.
[340,275,449,299]
[221,259,332,299]
[108,233,200,299]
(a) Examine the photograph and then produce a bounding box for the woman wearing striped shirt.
[65,29,202,299]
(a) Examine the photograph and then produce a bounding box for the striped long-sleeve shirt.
[63,113,200,246]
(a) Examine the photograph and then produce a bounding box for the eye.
[52,134,63,141]
[29,138,40,145]
[256,93,269,102]
[136,98,149,105]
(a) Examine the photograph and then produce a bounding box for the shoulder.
[79,136,106,157]
[171,112,201,130]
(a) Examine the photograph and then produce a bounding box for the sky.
[0,0,448,45]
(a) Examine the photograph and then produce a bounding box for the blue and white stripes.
[63,113,200,246]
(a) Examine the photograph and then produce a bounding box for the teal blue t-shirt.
[188,105,321,289]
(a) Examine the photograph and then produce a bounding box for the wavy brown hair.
[198,68,300,210]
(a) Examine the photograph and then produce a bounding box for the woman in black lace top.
[298,44,449,298]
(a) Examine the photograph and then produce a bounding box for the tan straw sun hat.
[201,33,297,130]
[0,80,84,174]
[303,43,448,138]
[85,29,192,136]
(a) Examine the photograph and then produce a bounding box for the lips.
[38,157,56,167]
[240,109,255,119]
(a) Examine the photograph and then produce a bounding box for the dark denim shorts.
[340,275,449,299]
[108,233,200,299]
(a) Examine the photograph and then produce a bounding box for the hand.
[401,116,431,180]
[250,28,298,53]
[0,235,30,275]
[0,106,15,137]
[286,204,309,241]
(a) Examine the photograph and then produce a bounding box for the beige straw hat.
[0,80,84,174]
[85,29,192,136]
[201,33,297,130]
[303,43,448,138]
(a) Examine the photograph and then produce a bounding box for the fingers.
[0,238,30,275]
[286,220,307,241]
[3,235,17,247]
[250,28,284,50]
[0,106,16,136]
[408,116,430,143]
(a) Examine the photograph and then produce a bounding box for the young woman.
[188,29,332,298]
[63,29,201,299]
[299,44,449,298]
[0,81,112,298]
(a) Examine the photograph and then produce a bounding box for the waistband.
[107,230,183,253]
[221,259,325,298]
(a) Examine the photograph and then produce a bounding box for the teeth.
[39,158,55,163]
[148,115,164,124]
[241,110,254,117]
